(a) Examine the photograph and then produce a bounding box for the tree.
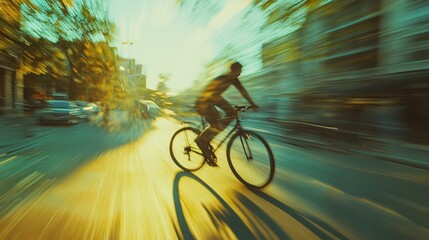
[254,0,324,26]
[19,0,117,100]
[0,0,34,69]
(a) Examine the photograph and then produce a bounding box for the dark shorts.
[196,97,235,127]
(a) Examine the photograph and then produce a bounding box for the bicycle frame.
[196,113,244,153]
[171,105,274,188]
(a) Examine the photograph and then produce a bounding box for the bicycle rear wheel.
[227,130,275,188]
[169,127,205,171]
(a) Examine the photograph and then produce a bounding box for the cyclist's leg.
[196,102,221,144]
[197,98,235,146]
[216,98,236,130]
[195,102,220,164]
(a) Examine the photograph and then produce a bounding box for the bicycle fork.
[239,133,253,160]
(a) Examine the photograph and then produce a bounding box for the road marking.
[0,156,17,166]
[356,197,408,220]
[283,121,339,131]
[245,127,292,136]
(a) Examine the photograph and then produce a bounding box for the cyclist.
[195,61,259,166]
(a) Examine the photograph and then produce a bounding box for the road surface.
[0,112,427,239]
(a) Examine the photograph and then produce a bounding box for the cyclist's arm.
[233,80,258,108]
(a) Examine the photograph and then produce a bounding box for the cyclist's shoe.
[195,138,208,154]
[196,139,218,167]
[205,150,218,167]
[206,159,219,167]
[208,144,214,152]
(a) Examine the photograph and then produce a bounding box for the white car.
[139,100,161,118]
[75,101,100,119]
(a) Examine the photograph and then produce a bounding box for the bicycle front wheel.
[227,130,275,188]
[169,127,205,171]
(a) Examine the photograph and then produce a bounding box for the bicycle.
[169,105,275,188]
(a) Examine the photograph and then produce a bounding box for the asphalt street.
[0,111,428,239]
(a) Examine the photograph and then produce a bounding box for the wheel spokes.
[228,131,274,188]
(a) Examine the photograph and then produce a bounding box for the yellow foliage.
[61,0,74,7]
[0,1,20,23]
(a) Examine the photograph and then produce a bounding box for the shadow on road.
[172,171,349,239]
[172,171,258,240]
[0,119,157,216]
[246,189,348,239]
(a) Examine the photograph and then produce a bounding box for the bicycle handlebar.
[190,104,256,112]
[233,105,255,112]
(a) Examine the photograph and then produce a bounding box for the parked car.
[75,101,100,119]
[139,100,161,118]
[36,100,84,124]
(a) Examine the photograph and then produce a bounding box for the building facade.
[0,1,25,112]
[258,0,429,141]
[118,57,147,96]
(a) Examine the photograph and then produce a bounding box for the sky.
[107,0,266,93]
[21,0,304,94]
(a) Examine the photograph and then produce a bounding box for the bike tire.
[169,127,206,171]
[227,130,275,188]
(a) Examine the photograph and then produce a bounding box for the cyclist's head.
[230,61,242,77]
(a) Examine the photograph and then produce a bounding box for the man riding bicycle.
[195,61,259,166]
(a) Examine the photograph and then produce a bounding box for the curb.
[248,118,429,171]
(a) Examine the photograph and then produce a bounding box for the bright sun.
[109,0,253,93]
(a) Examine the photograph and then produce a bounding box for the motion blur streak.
[0,119,317,240]
[1,0,429,239]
